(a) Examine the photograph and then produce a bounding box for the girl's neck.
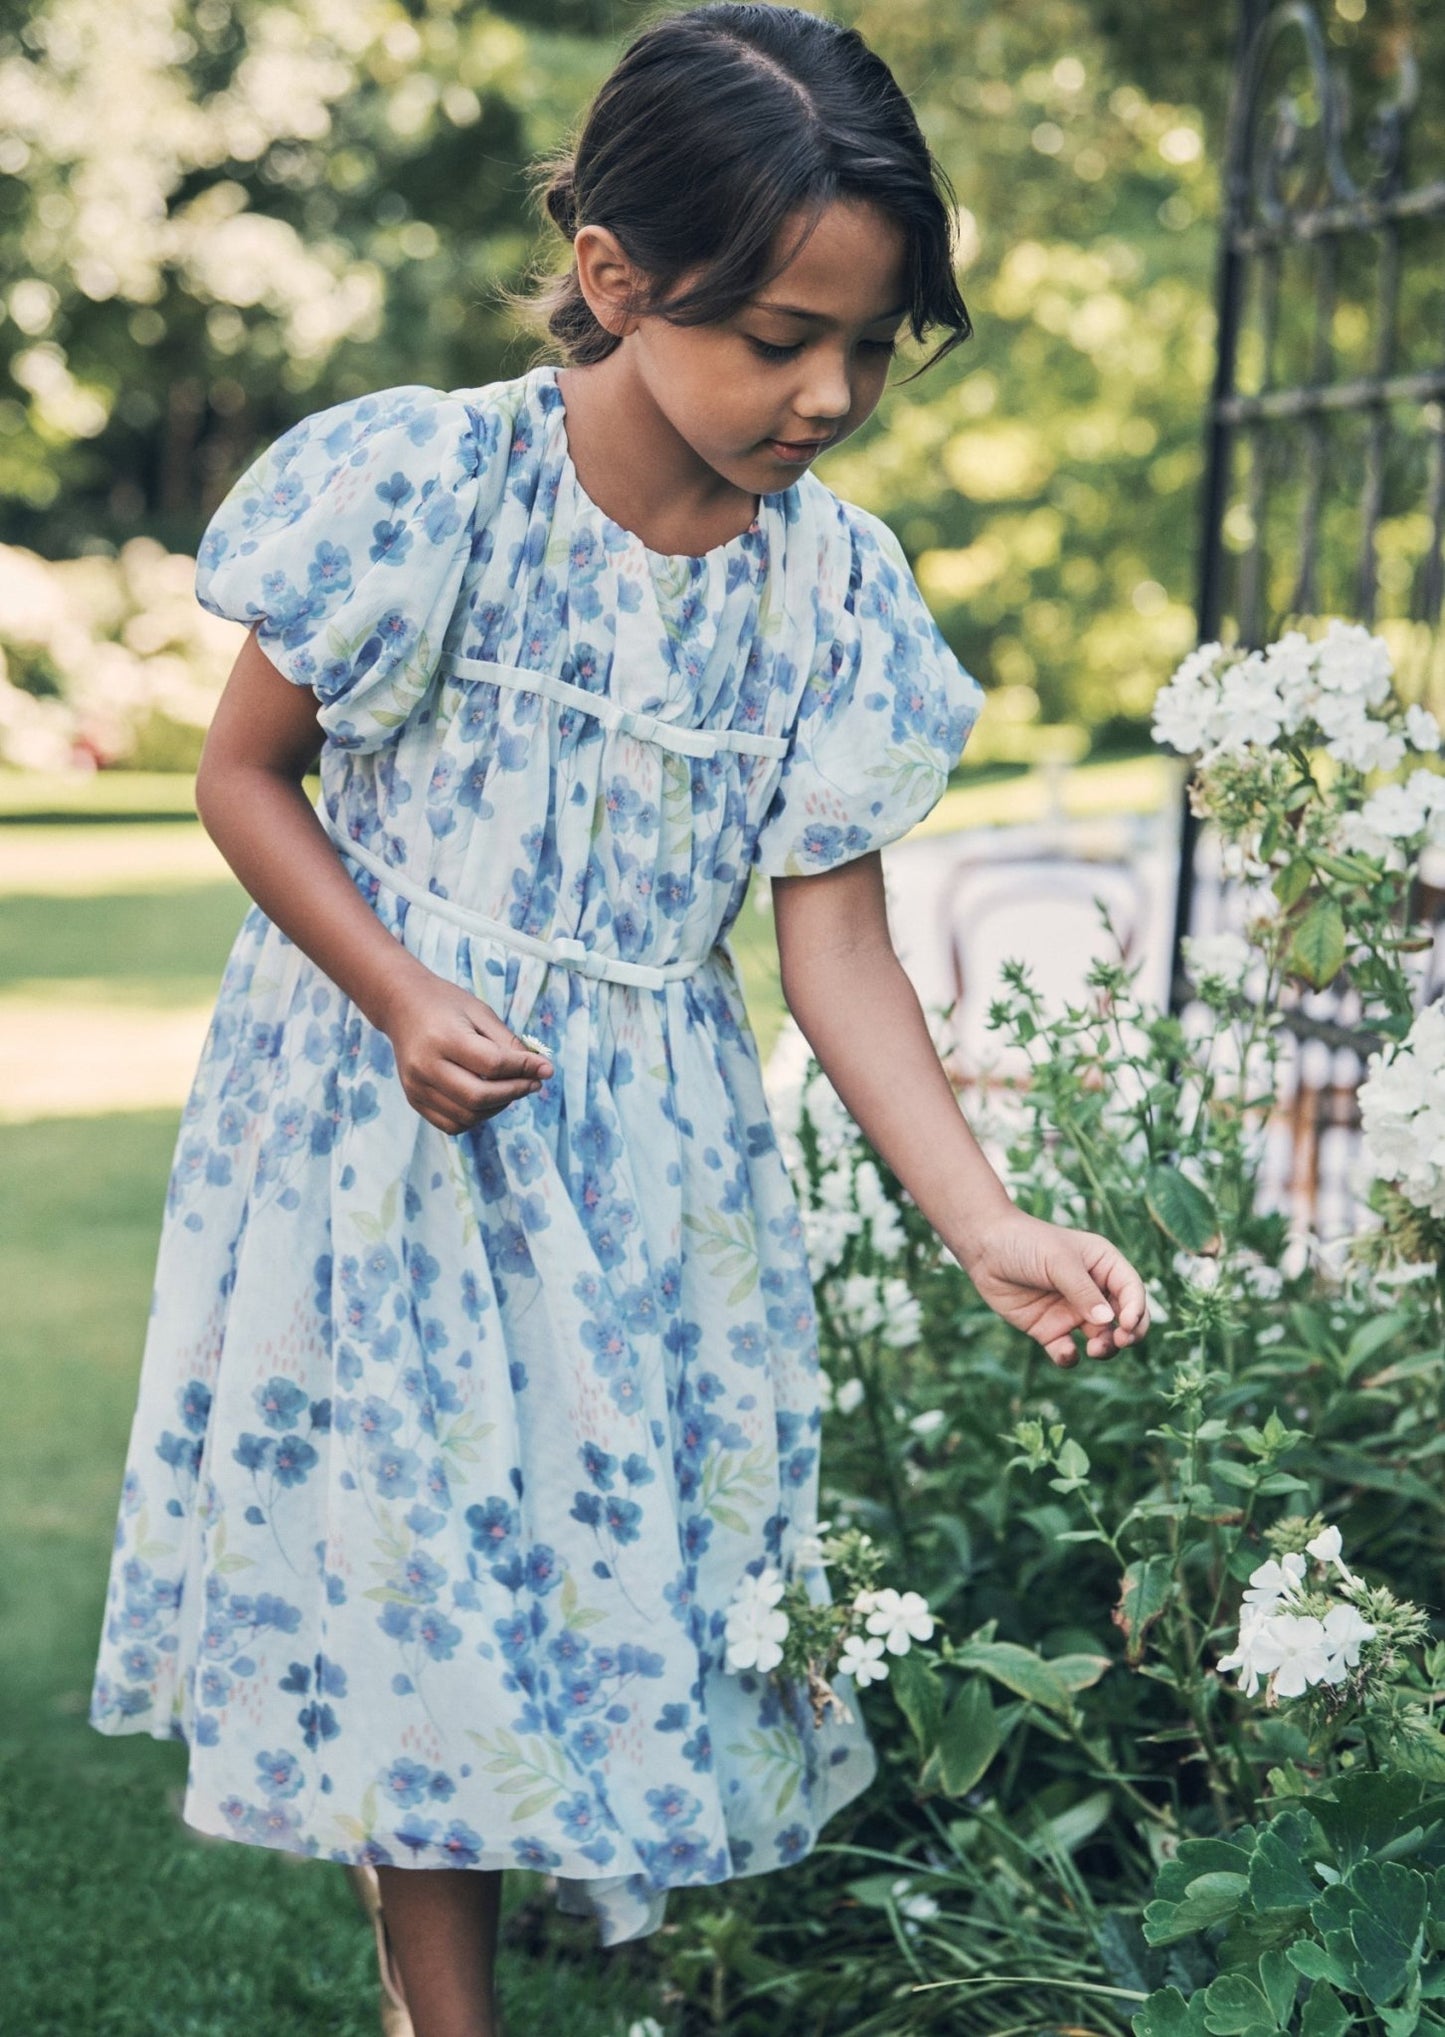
[554,357,760,557]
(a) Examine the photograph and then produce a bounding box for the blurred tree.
[0,0,1438,738]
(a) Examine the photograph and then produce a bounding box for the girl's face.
[583,198,911,491]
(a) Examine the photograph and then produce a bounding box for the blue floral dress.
[88,361,984,1943]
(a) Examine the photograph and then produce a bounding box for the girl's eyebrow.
[751,299,909,326]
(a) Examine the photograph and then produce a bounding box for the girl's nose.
[795,358,853,424]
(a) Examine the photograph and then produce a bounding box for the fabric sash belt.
[316,802,713,991]
[440,651,789,761]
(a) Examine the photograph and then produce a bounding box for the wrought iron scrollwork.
[1165,0,1445,1235]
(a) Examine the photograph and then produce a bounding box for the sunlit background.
[5,3,1443,2031]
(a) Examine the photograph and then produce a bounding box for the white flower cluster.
[1152,623,1431,777]
[0,539,241,771]
[1216,1526,1376,1701]
[837,1586,936,1686]
[722,1558,934,1688]
[722,1566,791,1675]
[768,1045,924,1354]
[1358,1000,1445,1220]
[1181,929,1254,995]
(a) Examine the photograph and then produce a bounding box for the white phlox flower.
[790,1520,832,1570]
[835,1272,887,1337]
[1332,809,1400,863]
[863,1587,936,1655]
[804,1204,861,1279]
[724,1565,789,1674]
[879,1276,923,1350]
[1172,1249,1221,1291]
[1314,619,1394,705]
[1236,1257,1283,1300]
[1359,1001,1445,1219]
[838,1631,889,1685]
[908,1407,947,1438]
[1320,1603,1376,1678]
[833,1376,866,1415]
[867,1200,908,1262]
[1183,929,1254,991]
[1216,1604,1273,1698]
[1406,702,1441,752]
[1214,655,1286,751]
[890,1877,941,1922]
[1242,1552,1307,1612]
[1356,780,1431,842]
[1305,1523,1359,1587]
[1250,1612,1333,1698]
[1151,641,1228,754]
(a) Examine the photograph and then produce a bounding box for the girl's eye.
[746,336,898,362]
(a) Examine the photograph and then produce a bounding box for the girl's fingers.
[413,1069,540,1126]
[453,1074,541,1115]
[467,1002,554,1077]
[444,1028,549,1083]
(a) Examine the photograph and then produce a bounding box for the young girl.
[90,7,1148,2034]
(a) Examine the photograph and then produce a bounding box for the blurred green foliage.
[0,0,1439,736]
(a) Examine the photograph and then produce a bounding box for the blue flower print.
[256,1377,309,1430]
[256,1749,305,1798]
[90,363,972,1942]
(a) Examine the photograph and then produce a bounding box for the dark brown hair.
[504,3,972,382]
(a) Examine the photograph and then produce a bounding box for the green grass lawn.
[0,830,690,2034]
[1,1113,679,2037]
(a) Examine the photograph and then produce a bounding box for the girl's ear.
[572,224,645,339]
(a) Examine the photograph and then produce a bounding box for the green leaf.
[1212,1460,1265,1491]
[1048,1652,1113,1693]
[1304,1774,1434,1870]
[1343,1310,1412,1378]
[1313,849,1384,886]
[1144,1872,1250,1946]
[1200,1973,1272,2034]
[1300,1984,1351,2037]
[1056,1437,1091,1481]
[1034,1789,1113,1855]
[954,1640,1072,1714]
[1133,1986,1213,2037]
[888,1647,944,1758]
[1287,1941,1355,1992]
[1249,1814,1321,1912]
[1288,894,1346,989]
[1258,1950,1298,2026]
[1349,1861,1428,2004]
[1114,1556,1176,1666]
[1145,1162,1221,1252]
[1273,858,1312,908]
[932,1676,1001,1797]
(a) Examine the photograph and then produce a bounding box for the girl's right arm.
[194,625,552,1135]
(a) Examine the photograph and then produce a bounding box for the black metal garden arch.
[1164,0,1445,1233]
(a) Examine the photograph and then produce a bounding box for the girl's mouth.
[765,436,834,463]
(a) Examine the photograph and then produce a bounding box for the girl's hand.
[380,971,553,1135]
[960,1207,1150,1368]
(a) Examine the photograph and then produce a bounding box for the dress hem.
[87,1703,880,1946]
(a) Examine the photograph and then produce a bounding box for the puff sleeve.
[195,385,494,753]
[751,502,985,877]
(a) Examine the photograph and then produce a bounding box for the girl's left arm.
[772,851,1150,1369]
